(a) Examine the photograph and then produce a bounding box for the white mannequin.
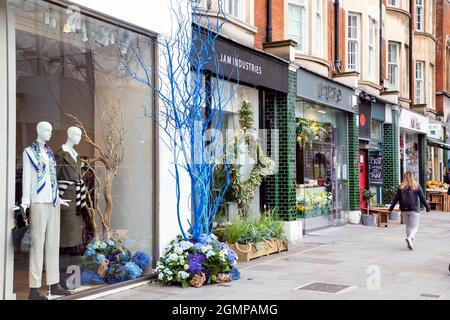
[62,127,82,163]
[19,122,69,212]
[19,121,70,299]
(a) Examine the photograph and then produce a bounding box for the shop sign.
[369,153,383,185]
[399,108,429,134]
[429,122,444,141]
[197,31,289,93]
[359,102,372,140]
[297,68,356,113]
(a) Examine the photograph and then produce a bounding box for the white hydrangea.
[206,251,215,258]
[158,273,164,280]
[174,246,184,255]
[184,264,189,270]
[168,253,179,262]
[178,271,190,280]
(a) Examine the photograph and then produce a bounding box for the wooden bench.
[362,207,402,227]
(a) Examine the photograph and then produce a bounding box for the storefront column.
[348,107,360,212]
[419,134,428,192]
[0,0,7,300]
[264,70,297,221]
[383,107,400,202]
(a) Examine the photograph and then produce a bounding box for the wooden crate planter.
[228,239,288,262]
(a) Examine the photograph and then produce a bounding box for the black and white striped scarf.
[58,180,87,215]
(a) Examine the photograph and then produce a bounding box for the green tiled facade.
[383,108,400,203]
[264,70,297,221]
[348,109,360,211]
[418,134,428,192]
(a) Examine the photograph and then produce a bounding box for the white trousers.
[29,203,60,288]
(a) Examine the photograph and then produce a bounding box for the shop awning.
[427,138,450,150]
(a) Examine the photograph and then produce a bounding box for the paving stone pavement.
[97,212,450,300]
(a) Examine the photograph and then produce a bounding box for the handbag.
[12,205,31,253]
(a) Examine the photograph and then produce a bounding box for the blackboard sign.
[369,153,383,185]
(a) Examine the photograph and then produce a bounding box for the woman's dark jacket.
[389,185,431,213]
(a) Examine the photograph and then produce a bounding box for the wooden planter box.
[228,239,288,262]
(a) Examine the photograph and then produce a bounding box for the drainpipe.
[379,0,383,86]
[334,0,341,72]
[266,0,273,42]
[409,0,414,102]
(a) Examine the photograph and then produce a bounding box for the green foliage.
[220,211,287,250]
[363,190,375,201]
[383,186,397,205]
[238,100,254,130]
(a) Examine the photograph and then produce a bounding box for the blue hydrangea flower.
[179,240,194,251]
[107,240,115,247]
[106,263,126,284]
[188,252,206,274]
[95,254,106,264]
[84,247,95,257]
[227,249,237,263]
[92,241,102,249]
[124,262,143,280]
[230,267,240,281]
[131,252,152,270]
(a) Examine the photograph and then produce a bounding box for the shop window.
[371,120,382,141]
[295,101,349,229]
[10,0,155,299]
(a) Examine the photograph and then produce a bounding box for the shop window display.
[10,0,154,299]
[295,101,349,228]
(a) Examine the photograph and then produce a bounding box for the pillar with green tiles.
[382,107,400,204]
[348,108,360,211]
[264,70,297,221]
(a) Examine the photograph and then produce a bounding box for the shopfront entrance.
[295,68,356,231]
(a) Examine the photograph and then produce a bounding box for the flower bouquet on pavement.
[156,234,240,288]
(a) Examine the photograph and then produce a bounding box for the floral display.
[156,234,239,288]
[296,187,332,218]
[80,238,152,285]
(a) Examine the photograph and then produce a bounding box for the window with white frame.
[388,0,399,6]
[416,0,424,31]
[429,64,434,108]
[226,0,245,21]
[369,18,376,81]
[315,0,323,57]
[416,61,425,104]
[388,42,399,90]
[288,0,307,52]
[347,13,360,71]
[429,0,433,34]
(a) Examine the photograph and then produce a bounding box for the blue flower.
[227,249,237,263]
[92,241,102,250]
[106,263,126,284]
[188,252,206,274]
[100,241,108,249]
[118,248,131,264]
[124,262,143,280]
[95,254,106,264]
[84,247,95,257]
[131,252,152,270]
[230,267,240,281]
[107,240,115,247]
[179,240,194,251]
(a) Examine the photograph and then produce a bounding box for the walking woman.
[389,171,430,250]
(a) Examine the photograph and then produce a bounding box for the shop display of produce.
[426,180,449,190]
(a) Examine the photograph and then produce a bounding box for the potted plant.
[383,186,400,220]
[361,190,377,226]
[217,212,288,262]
